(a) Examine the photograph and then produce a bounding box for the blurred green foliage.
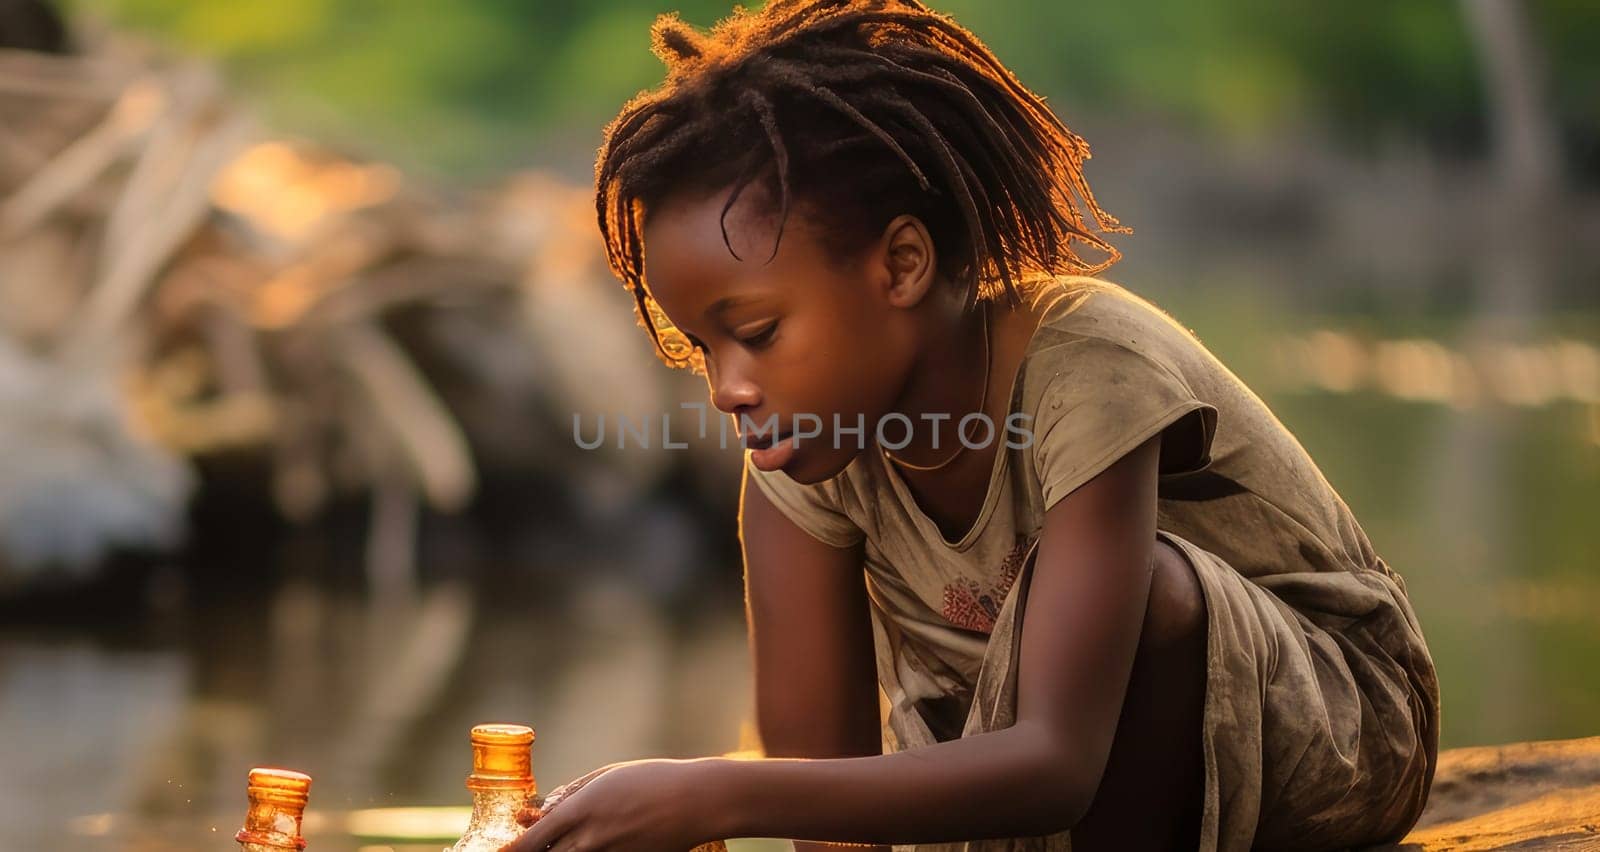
[69,0,1600,178]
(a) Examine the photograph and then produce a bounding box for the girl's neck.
[886,288,1053,474]
[887,302,991,466]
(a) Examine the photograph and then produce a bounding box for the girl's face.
[642,183,930,483]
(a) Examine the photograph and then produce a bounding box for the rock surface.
[1372,737,1600,850]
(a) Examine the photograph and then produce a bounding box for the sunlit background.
[1,0,1596,849]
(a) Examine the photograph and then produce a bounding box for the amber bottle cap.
[246,768,313,809]
[467,724,536,790]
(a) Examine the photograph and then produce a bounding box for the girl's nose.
[707,360,760,415]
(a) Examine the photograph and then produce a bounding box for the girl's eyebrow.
[705,294,768,318]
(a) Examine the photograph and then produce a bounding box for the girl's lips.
[749,433,799,472]
[741,428,790,451]
[739,429,784,448]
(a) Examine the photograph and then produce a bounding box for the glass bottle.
[234,767,312,850]
[446,722,729,852]
[449,724,539,851]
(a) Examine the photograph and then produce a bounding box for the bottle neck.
[235,798,306,850]
[465,786,527,829]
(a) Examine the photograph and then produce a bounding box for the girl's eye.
[739,322,779,348]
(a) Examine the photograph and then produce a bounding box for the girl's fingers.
[513,801,543,828]
[539,781,573,810]
[499,802,573,852]
[502,763,622,850]
[541,764,615,812]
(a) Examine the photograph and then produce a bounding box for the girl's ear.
[879,214,938,309]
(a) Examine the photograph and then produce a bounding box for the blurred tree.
[0,0,70,51]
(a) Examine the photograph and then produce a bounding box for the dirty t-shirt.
[742,276,1439,851]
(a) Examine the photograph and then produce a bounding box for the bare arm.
[739,469,888,852]
[705,435,1165,845]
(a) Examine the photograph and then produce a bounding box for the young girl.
[506,1,1440,850]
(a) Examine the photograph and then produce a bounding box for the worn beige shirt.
[744,276,1440,851]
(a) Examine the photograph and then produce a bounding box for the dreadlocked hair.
[596,0,1131,370]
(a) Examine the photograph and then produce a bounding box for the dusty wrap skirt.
[888,530,1441,852]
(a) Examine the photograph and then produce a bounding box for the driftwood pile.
[0,39,726,586]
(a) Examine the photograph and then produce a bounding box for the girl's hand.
[499,758,715,852]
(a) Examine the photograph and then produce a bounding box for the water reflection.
[0,540,755,850]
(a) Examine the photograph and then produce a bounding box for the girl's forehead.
[647,188,789,263]
[643,190,827,309]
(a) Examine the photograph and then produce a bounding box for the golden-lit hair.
[596,0,1130,368]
